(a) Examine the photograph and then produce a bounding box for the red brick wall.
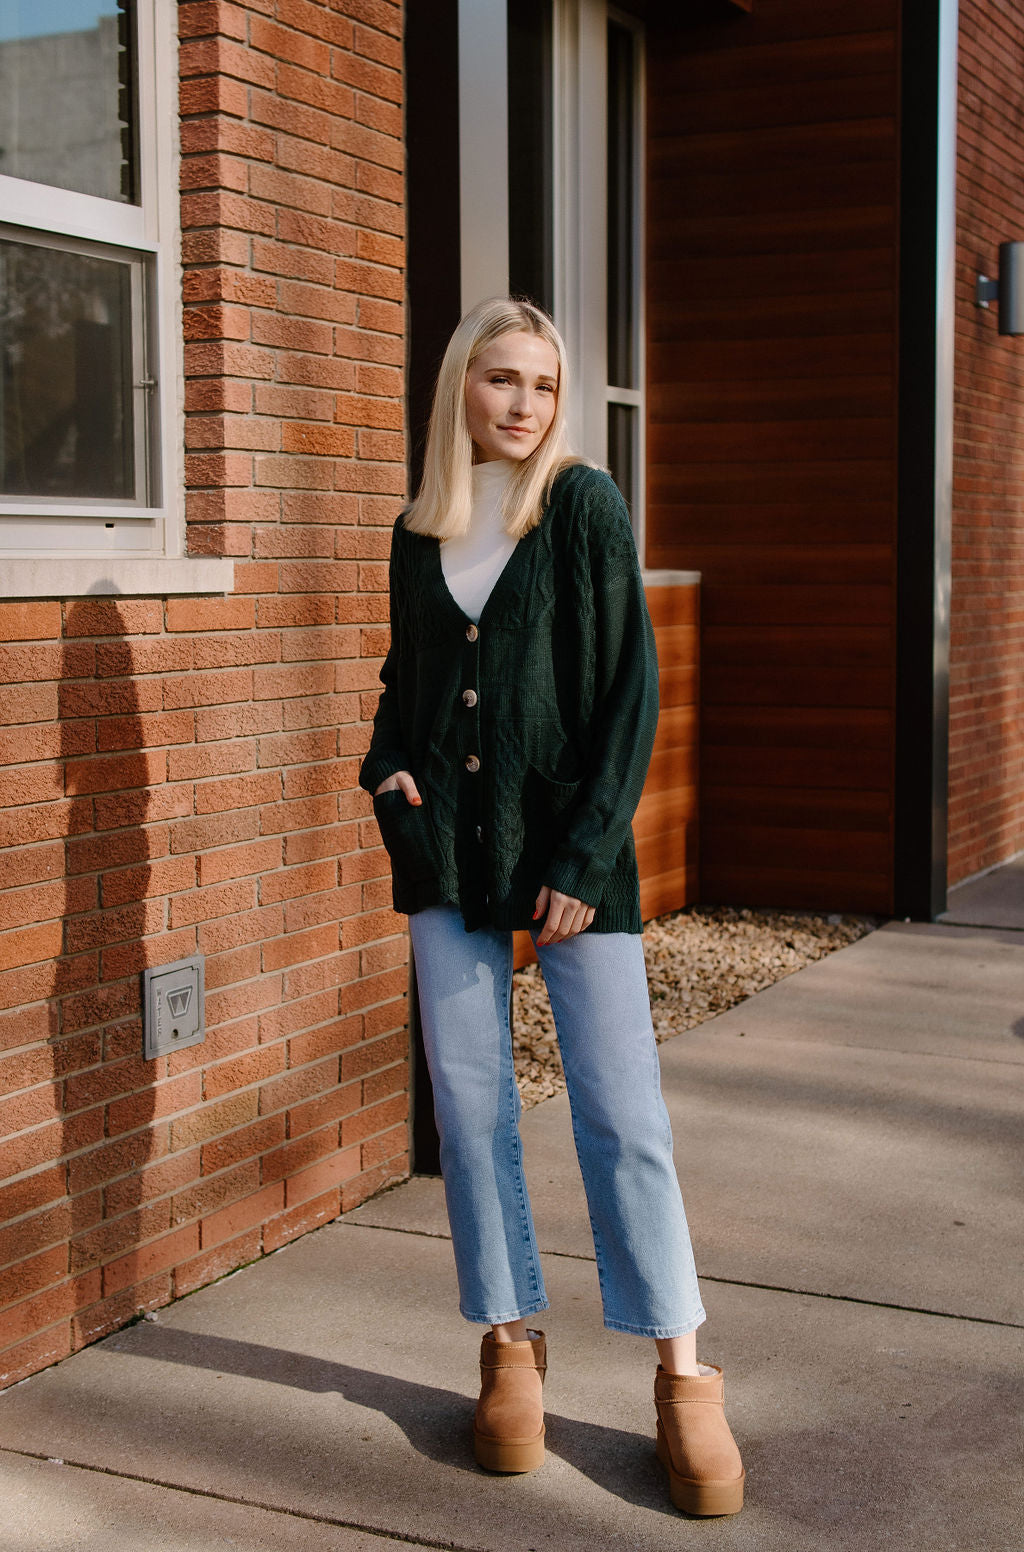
[950,0,1024,883]
[0,0,410,1389]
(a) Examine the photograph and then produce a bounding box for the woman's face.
[464,331,560,463]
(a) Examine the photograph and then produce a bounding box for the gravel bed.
[513,904,878,1109]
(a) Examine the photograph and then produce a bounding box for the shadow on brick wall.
[52,595,160,1355]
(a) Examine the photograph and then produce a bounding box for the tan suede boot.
[654,1363,745,1516]
[473,1330,547,1472]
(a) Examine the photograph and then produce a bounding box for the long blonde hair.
[403,297,591,542]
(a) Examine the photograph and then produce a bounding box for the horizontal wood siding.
[645,0,901,913]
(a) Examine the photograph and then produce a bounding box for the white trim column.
[553,0,607,464]
[458,0,509,311]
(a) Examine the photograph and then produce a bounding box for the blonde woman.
[358,297,744,1517]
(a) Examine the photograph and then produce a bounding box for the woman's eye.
[489,375,510,385]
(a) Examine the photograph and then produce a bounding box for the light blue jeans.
[406,904,707,1339]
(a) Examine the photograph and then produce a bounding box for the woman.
[358,297,744,1517]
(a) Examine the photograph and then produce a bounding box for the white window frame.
[0,0,232,596]
[604,6,646,560]
[553,0,646,560]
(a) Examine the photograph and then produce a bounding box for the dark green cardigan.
[358,463,660,934]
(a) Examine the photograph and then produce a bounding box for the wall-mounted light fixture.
[976,242,1024,334]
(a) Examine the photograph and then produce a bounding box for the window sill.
[1,557,235,599]
[641,569,701,588]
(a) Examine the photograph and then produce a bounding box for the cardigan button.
[465,754,481,772]
[475,824,483,841]
[462,688,478,707]
[465,623,479,641]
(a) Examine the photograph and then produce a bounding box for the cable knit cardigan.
[358,463,660,934]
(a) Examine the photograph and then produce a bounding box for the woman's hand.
[533,885,595,946]
[374,771,423,804]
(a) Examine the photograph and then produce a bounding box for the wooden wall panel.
[646,0,901,913]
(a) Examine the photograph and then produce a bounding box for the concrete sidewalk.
[2,919,1022,1551]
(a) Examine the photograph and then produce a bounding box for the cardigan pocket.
[525,759,582,849]
[529,766,581,814]
[372,788,443,884]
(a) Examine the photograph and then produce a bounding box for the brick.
[341,1091,406,1147]
[0,1245,68,1310]
[69,1200,173,1272]
[333,257,402,302]
[284,1147,357,1208]
[281,423,357,456]
[258,1056,338,1115]
[286,1077,361,1138]
[162,669,253,711]
[260,857,336,904]
[284,884,357,932]
[174,1226,262,1298]
[353,91,402,138]
[170,1161,259,1227]
[0,1167,66,1227]
[277,0,354,48]
[197,904,284,957]
[262,1125,339,1185]
[281,950,353,1002]
[0,1324,72,1390]
[203,1045,284,1100]
[0,603,60,641]
[171,1090,259,1151]
[101,930,198,984]
[102,1223,199,1298]
[199,942,262,992]
[165,596,255,633]
[63,600,163,638]
[263,779,345,835]
[262,1186,344,1252]
[257,987,338,1042]
[361,1120,407,1171]
[195,772,280,817]
[255,526,335,560]
[101,855,197,908]
[201,1114,285,1175]
[0,921,62,974]
[341,1154,407,1214]
[96,710,195,753]
[104,1149,202,1217]
[106,1073,204,1139]
[198,838,282,886]
[71,1270,170,1351]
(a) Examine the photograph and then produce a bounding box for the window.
[450,0,646,556]
[550,0,646,555]
[0,0,230,593]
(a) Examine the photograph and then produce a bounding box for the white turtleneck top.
[439,459,519,625]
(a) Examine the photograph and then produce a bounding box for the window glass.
[508,0,553,313]
[0,0,138,202]
[607,400,635,521]
[607,16,635,391]
[0,235,137,499]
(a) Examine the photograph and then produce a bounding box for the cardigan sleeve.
[541,475,660,908]
[357,517,414,797]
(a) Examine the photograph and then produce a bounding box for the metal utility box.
[143,955,205,1060]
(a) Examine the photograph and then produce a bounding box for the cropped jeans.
[407,904,706,1340]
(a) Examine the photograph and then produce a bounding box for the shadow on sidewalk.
[109,1324,672,1511]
